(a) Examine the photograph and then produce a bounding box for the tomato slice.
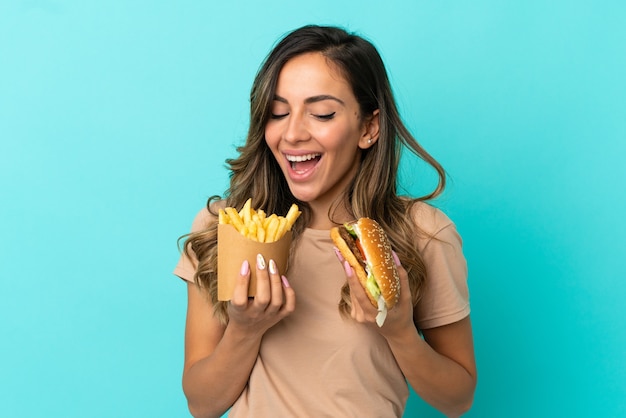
[356,239,367,261]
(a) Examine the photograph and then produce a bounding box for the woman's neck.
[307,199,353,230]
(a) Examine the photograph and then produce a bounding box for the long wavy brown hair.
[181,25,446,324]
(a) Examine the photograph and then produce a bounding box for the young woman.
[174,25,476,417]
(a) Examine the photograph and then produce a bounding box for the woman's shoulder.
[406,201,460,251]
[189,199,226,232]
[408,201,454,234]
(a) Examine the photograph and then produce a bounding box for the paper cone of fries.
[217,224,292,301]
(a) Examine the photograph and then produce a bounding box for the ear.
[358,109,380,150]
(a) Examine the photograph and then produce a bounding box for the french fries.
[219,199,301,243]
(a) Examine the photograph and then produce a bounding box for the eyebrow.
[273,94,345,106]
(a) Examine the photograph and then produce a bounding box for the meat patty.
[339,226,367,270]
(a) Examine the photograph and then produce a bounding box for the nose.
[283,112,311,144]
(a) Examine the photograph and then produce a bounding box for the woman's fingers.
[343,261,369,321]
[392,251,412,308]
[231,259,251,309]
[252,254,272,308]
[279,275,296,316]
[230,254,295,326]
[333,246,345,263]
[266,259,285,313]
[336,250,375,321]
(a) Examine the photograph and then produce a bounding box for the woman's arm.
[344,261,476,417]
[182,257,296,418]
[385,316,476,417]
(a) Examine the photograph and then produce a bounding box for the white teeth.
[285,153,321,162]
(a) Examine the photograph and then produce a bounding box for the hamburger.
[331,218,400,326]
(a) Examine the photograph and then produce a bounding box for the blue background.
[2,1,625,417]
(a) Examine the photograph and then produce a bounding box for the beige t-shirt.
[173,202,470,417]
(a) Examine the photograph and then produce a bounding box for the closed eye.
[270,112,289,120]
[314,112,336,121]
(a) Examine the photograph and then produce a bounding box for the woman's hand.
[336,248,415,338]
[228,254,296,338]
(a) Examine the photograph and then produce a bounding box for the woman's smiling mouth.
[284,153,322,175]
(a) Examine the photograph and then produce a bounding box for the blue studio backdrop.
[1,1,625,417]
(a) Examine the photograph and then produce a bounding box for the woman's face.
[265,52,376,213]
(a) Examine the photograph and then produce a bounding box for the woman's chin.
[286,185,318,204]
[288,191,314,203]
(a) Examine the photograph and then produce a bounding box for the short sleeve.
[172,206,214,283]
[412,204,470,330]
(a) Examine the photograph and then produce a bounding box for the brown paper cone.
[217,224,292,301]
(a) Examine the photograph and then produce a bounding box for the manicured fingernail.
[392,250,401,266]
[281,275,290,288]
[269,259,277,275]
[333,246,344,262]
[240,259,250,275]
[343,260,353,277]
[257,254,266,270]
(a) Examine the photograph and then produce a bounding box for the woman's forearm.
[183,325,262,418]
[385,324,476,417]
